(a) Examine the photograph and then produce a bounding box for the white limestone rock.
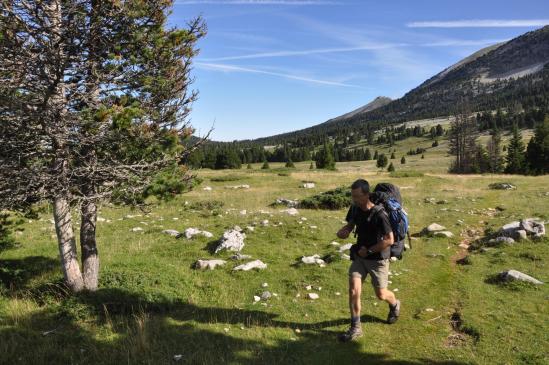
[434,231,454,238]
[281,208,299,216]
[215,229,246,253]
[194,259,226,270]
[162,229,180,237]
[301,254,325,266]
[233,260,267,271]
[499,270,543,285]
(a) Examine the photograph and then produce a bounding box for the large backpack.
[348,183,411,259]
[372,183,411,259]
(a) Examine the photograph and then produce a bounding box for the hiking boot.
[387,299,400,324]
[337,326,363,342]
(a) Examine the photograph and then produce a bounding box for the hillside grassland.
[0,157,548,364]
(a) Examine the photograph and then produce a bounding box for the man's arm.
[357,231,393,257]
[365,231,394,253]
[337,223,355,239]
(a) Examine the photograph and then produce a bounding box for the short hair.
[351,179,370,195]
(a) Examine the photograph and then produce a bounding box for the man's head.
[351,179,370,209]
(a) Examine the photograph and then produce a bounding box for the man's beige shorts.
[348,257,390,289]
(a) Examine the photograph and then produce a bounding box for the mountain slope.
[424,42,504,87]
[325,96,392,124]
[251,25,549,145]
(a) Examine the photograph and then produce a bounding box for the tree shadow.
[0,256,59,290]
[70,287,388,329]
[0,288,474,364]
[0,214,18,254]
[0,282,475,365]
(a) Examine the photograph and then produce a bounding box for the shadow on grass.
[0,256,59,290]
[1,286,472,364]
[203,239,220,255]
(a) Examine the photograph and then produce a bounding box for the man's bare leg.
[338,276,364,342]
[375,287,400,324]
[349,276,363,319]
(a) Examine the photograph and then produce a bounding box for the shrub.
[210,174,243,182]
[299,187,351,210]
[389,171,424,178]
[376,154,388,168]
[188,200,224,210]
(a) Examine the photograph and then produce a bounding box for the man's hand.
[357,246,369,258]
[337,225,352,239]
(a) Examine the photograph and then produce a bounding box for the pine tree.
[376,154,388,169]
[387,162,395,172]
[309,161,315,169]
[421,154,425,159]
[525,115,549,175]
[261,160,270,169]
[364,148,372,160]
[487,128,504,173]
[285,158,295,168]
[215,148,241,169]
[472,144,490,173]
[316,141,335,170]
[0,1,206,292]
[401,156,406,164]
[390,152,395,159]
[505,124,526,174]
[373,150,379,160]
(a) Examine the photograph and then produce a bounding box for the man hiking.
[336,179,400,342]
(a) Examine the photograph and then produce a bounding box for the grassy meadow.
[1,135,548,364]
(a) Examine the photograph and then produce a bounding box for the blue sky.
[169,0,549,141]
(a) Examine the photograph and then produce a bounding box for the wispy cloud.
[209,31,282,45]
[201,38,504,61]
[195,62,363,87]
[175,0,337,5]
[407,19,549,28]
[421,39,509,47]
[201,43,406,61]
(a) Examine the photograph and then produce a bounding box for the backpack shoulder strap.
[367,204,385,222]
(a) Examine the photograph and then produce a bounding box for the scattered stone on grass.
[185,228,214,239]
[233,260,267,271]
[498,270,543,285]
[194,259,226,270]
[301,254,326,266]
[215,229,245,253]
[489,182,516,190]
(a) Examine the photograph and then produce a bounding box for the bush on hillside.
[210,174,243,182]
[299,187,351,210]
[389,171,424,178]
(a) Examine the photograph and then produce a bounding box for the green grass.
[1,159,548,364]
[390,171,425,178]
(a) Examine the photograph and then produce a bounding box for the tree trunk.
[78,0,101,292]
[80,200,99,291]
[53,196,84,292]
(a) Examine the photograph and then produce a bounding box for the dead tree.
[448,104,478,173]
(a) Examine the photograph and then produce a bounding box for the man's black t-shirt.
[345,205,392,260]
